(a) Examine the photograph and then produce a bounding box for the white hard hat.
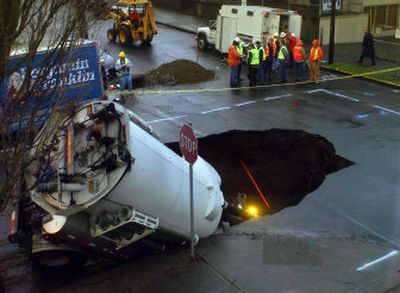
[291,32,296,37]
[274,32,279,37]
[234,37,240,43]
[280,32,287,38]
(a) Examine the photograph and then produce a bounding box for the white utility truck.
[196,5,302,53]
[10,101,225,266]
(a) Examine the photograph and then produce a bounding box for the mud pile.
[167,129,353,215]
[144,59,215,86]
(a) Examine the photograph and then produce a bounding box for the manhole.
[167,129,353,220]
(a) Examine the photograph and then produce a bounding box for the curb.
[321,65,400,89]
[155,21,197,35]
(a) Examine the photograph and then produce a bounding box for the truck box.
[197,5,302,53]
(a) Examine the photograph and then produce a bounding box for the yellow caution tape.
[107,66,400,96]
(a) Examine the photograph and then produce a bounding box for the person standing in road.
[256,41,267,84]
[235,37,245,81]
[228,39,241,87]
[309,39,323,84]
[115,51,133,91]
[293,40,306,81]
[286,32,297,68]
[100,59,108,91]
[277,39,289,83]
[272,32,279,60]
[358,29,376,66]
[247,43,260,86]
[265,38,274,82]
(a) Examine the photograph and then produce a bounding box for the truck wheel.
[197,34,208,50]
[107,29,116,42]
[118,25,131,46]
[32,250,86,268]
[142,33,153,46]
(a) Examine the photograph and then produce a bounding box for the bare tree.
[0,0,114,212]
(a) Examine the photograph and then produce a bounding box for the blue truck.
[1,41,105,130]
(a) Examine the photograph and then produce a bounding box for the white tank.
[27,101,224,249]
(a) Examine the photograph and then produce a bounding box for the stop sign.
[179,124,198,164]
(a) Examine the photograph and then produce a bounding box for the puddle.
[167,129,353,218]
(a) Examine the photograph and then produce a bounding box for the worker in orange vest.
[228,39,241,87]
[309,39,323,84]
[266,38,274,81]
[293,39,306,81]
[272,32,279,60]
[286,32,297,68]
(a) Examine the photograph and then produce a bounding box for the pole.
[328,0,336,64]
[189,163,195,260]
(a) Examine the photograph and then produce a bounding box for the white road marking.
[201,106,231,114]
[147,114,188,124]
[264,94,292,101]
[321,89,360,102]
[307,89,323,94]
[144,92,294,124]
[374,105,400,116]
[356,250,399,271]
[235,101,256,107]
[321,74,338,80]
[307,88,359,102]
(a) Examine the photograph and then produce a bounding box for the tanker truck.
[8,100,225,266]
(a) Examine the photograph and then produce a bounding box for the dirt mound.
[144,59,215,86]
[167,129,353,216]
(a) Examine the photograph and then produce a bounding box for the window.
[232,8,238,14]
[387,5,398,27]
[247,11,254,16]
[375,6,386,26]
[374,5,398,30]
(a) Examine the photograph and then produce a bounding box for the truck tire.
[118,25,131,46]
[142,33,153,46]
[32,249,86,268]
[197,34,208,51]
[107,29,116,42]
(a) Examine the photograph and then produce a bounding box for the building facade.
[154,0,400,43]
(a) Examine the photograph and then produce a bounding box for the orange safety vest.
[265,45,270,57]
[309,47,323,61]
[272,39,277,57]
[293,45,304,61]
[228,45,240,66]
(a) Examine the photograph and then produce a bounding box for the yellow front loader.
[105,0,157,46]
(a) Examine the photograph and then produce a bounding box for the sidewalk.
[154,7,400,87]
[155,7,207,34]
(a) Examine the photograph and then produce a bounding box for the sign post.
[179,124,198,260]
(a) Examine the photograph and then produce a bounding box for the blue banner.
[1,43,104,114]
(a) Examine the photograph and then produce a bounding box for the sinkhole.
[167,129,353,220]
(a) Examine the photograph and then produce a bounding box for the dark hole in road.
[167,129,353,219]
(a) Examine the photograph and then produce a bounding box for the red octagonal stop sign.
[179,124,198,164]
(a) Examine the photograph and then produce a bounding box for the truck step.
[91,208,159,249]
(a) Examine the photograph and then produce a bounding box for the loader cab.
[107,0,157,47]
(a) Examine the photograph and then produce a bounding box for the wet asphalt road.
[92,23,400,291]
[1,22,400,292]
